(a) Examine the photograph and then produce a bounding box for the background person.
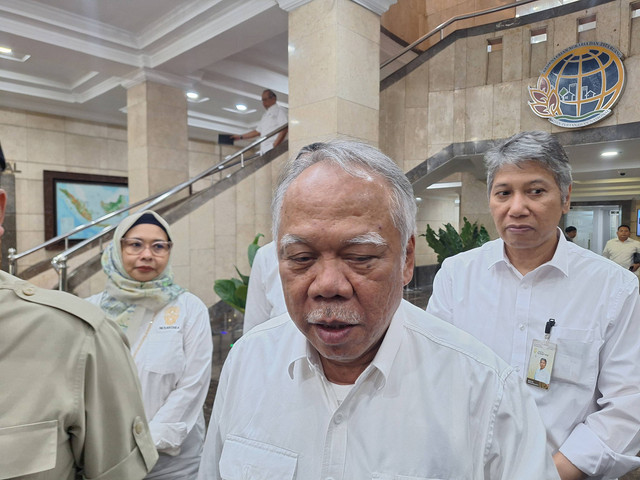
[198,140,558,480]
[564,226,577,242]
[602,224,640,274]
[427,131,640,480]
[0,180,157,478]
[243,143,325,333]
[88,210,212,480]
[231,89,288,154]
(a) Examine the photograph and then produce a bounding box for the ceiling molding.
[0,16,141,66]
[276,0,314,12]
[120,68,195,91]
[0,0,136,47]
[350,0,398,16]
[145,1,276,68]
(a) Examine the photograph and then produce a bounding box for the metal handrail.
[8,123,288,288]
[381,0,539,69]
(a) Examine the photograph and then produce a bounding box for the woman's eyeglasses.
[121,238,172,256]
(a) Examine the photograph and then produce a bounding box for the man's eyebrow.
[345,232,387,247]
[280,234,305,249]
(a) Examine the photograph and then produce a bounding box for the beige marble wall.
[0,106,273,306]
[127,81,189,202]
[288,0,380,151]
[379,0,640,264]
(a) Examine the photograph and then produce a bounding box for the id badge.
[526,339,557,389]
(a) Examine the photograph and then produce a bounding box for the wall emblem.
[528,42,625,128]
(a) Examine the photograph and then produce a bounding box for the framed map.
[44,171,129,249]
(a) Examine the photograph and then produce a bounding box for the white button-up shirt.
[88,291,212,478]
[198,300,558,480]
[243,241,286,333]
[256,104,287,154]
[427,232,640,479]
[602,237,640,270]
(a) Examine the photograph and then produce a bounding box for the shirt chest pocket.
[0,420,57,479]
[143,334,185,375]
[219,435,298,480]
[552,327,601,386]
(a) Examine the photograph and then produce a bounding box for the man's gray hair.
[484,131,572,203]
[271,140,417,247]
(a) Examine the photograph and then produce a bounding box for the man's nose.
[308,259,353,299]
[507,192,529,216]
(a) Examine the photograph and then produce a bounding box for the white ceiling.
[0,0,638,202]
[0,0,290,141]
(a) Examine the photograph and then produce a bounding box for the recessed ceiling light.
[186,91,199,100]
[235,104,247,111]
[601,150,619,157]
[0,46,12,54]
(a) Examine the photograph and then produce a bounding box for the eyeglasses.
[121,238,173,256]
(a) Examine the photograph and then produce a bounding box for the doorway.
[564,205,621,254]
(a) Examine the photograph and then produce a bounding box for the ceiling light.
[235,104,247,111]
[186,91,199,100]
[0,47,30,62]
[601,150,619,157]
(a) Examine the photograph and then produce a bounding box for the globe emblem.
[529,42,625,128]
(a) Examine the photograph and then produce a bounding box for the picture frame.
[43,170,129,249]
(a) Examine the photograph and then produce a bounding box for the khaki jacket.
[0,271,158,479]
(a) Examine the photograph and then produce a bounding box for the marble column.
[126,80,189,203]
[285,0,395,154]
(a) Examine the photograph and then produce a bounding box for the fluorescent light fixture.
[0,46,30,62]
[186,91,199,100]
[601,150,620,157]
[426,182,462,190]
[235,104,247,111]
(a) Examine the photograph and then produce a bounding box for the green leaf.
[234,266,249,286]
[214,279,238,304]
[423,218,490,265]
[214,232,265,314]
[248,233,264,267]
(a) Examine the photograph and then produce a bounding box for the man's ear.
[562,184,572,214]
[402,235,416,286]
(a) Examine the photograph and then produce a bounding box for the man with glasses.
[0,147,158,478]
[231,89,288,154]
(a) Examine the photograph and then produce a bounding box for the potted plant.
[421,217,489,265]
[214,233,263,313]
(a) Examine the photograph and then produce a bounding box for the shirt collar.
[286,302,405,389]
[489,227,569,277]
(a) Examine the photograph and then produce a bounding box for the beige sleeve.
[75,317,158,480]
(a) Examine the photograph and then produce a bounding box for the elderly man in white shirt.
[198,140,559,480]
[428,131,640,480]
[231,89,288,154]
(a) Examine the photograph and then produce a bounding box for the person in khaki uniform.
[0,161,158,478]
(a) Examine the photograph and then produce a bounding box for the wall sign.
[528,42,625,128]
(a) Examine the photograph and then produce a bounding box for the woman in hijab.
[87,210,212,479]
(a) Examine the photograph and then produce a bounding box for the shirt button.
[519,324,525,330]
[514,366,521,372]
[22,286,36,296]
[334,413,344,424]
